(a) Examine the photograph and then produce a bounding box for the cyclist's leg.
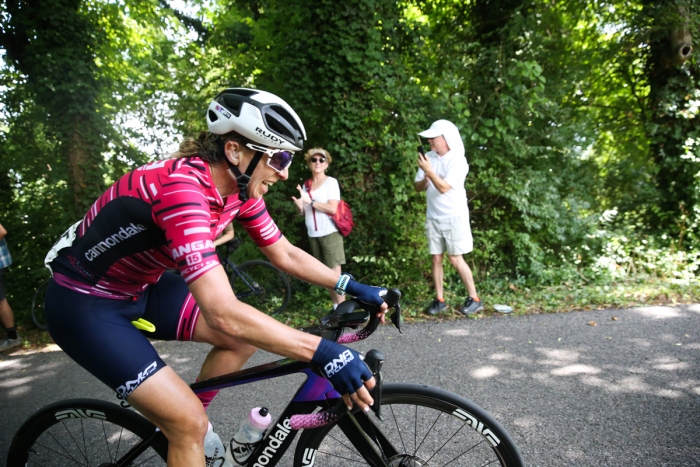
[127,367,208,467]
[142,271,257,405]
[44,280,208,467]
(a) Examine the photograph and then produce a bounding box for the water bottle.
[204,422,234,467]
[225,407,272,466]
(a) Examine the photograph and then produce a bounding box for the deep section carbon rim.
[6,398,167,467]
[294,383,524,467]
[230,260,291,315]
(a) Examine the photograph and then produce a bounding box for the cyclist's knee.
[161,401,209,444]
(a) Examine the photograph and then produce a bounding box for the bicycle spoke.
[298,384,523,467]
[315,449,374,465]
[34,438,88,466]
[389,404,408,455]
[12,401,168,467]
[414,407,443,456]
[55,422,89,466]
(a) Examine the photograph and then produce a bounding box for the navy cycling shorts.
[45,272,199,402]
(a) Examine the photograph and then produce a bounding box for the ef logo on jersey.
[186,252,202,266]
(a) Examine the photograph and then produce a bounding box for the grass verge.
[4,276,698,354]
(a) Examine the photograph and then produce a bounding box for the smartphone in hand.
[417,145,425,157]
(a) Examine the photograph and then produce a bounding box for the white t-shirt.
[414,150,470,219]
[303,177,341,237]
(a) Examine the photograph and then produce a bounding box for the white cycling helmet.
[207,88,306,151]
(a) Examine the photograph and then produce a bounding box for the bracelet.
[335,273,352,296]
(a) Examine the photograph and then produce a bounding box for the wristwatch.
[310,200,315,207]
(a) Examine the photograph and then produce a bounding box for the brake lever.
[363,349,384,420]
[383,288,403,334]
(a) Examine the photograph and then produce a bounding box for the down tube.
[246,368,340,467]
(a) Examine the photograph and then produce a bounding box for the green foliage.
[1,0,698,330]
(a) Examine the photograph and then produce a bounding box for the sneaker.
[459,298,484,315]
[425,299,447,316]
[0,336,22,353]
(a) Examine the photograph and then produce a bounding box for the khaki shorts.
[425,215,473,256]
[309,232,346,268]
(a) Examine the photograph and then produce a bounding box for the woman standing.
[292,148,346,309]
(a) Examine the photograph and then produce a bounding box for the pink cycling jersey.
[49,156,282,299]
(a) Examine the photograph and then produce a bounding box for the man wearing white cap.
[415,119,483,315]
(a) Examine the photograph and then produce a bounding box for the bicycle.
[219,238,291,316]
[7,288,524,467]
[31,277,50,331]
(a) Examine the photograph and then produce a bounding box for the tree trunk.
[644,0,698,228]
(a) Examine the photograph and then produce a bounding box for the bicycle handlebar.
[298,288,402,342]
[290,289,401,430]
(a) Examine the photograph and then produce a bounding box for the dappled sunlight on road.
[535,348,581,365]
[470,366,500,379]
[444,329,470,336]
[631,305,682,319]
[550,364,599,376]
[0,352,76,402]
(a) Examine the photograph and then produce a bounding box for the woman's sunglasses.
[310,157,326,164]
[246,143,295,173]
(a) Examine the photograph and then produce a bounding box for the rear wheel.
[31,278,50,330]
[6,398,168,467]
[294,383,524,467]
[230,260,291,315]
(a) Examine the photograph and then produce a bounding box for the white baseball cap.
[418,119,465,159]
[418,119,456,139]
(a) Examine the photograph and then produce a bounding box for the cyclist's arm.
[213,224,234,247]
[189,266,376,409]
[0,223,6,240]
[190,265,321,361]
[260,236,338,290]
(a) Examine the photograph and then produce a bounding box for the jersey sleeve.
[236,197,283,247]
[152,170,220,284]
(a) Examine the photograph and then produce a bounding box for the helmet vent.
[265,105,302,139]
[221,95,244,117]
[208,110,219,122]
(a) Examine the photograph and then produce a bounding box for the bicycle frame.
[125,356,383,467]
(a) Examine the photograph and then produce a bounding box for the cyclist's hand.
[345,279,388,314]
[311,339,376,411]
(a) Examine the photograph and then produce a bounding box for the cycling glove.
[311,338,372,394]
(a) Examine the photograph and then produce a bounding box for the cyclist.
[43,88,388,467]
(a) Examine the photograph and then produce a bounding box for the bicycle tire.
[293,383,524,467]
[230,260,291,315]
[31,278,50,331]
[6,398,168,467]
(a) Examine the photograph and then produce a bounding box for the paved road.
[1,304,699,466]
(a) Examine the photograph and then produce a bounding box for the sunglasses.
[310,157,326,164]
[246,143,295,173]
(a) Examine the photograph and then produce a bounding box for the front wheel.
[31,278,50,330]
[6,398,168,466]
[293,383,524,467]
[230,260,291,315]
